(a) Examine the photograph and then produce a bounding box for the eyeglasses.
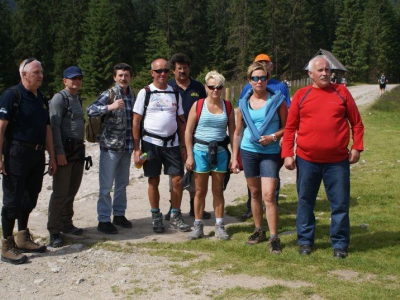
[251,76,268,82]
[152,69,169,74]
[206,85,223,91]
[70,76,83,80]
[22,57,37,70]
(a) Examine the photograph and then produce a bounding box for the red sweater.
[282,84,364,163]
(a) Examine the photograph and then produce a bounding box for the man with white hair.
[282,56,364,259]
[0,58,57,264]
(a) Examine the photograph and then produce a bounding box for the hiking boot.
[62,224,83,235]
[241,210,253,221]
[269,237,282,254]
[15,228,46,253]
[188,221,204,240]
[189,210,211,219]
[215,222,230,240]
[152,212,165,233]
[1,236,28,265]
[113,216,133,228]
[170,212,191,232]
[97,222,118,234]
[49,233,63,248]
[246,228,267,245]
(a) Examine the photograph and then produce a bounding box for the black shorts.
[380,83,386,89]
[142,140,184,177]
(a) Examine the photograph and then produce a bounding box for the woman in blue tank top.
[231,62,288,253]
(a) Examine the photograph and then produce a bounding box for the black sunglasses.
[251,76,268,82]
[207,85,223,91]
[152,69,169,74]
[22,57,37,70]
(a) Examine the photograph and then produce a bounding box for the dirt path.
[0,84,397,299]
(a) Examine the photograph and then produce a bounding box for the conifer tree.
[0,0,16,92]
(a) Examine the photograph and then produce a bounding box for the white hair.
[307,56,331,72]
[205,70,226,86]
[19,58,41,78]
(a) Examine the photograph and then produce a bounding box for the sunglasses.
[152,69,170,74]
[22,57,37,70]
[70,76,83,80]
[251,76,268,82]
[207,85,224,91]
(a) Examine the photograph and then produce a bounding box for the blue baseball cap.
[63,66,84,79]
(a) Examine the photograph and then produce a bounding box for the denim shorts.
[240,149,280,178]
[193,148,228,173]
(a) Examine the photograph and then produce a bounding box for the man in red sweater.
[282,56,364,259]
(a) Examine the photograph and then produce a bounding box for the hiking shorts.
[142,140,183,177]
[193,148,228,173]
[240,149,280,179]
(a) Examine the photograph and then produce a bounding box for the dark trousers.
[1,143,45,238]
[47,148,84,234]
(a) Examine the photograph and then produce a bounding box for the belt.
[11,140,45,151]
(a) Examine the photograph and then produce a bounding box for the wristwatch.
[270,134,277,142]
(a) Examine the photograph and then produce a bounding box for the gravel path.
[0,83,397,299]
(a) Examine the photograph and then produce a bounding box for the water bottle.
[135,153,147,169]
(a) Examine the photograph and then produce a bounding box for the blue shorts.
[240,149,280,178]
[193,148,228,173]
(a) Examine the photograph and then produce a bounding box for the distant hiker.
[330,72,337,84]
[0,58,57,264]
[132,58,190,234]
[87,63,135,234]
[282,56,364,259]
[379,73,388,95]
[47,66,86,248]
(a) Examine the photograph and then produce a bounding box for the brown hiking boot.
[15,228,46,253]
[1,236,28,265]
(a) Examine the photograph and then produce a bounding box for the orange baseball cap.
[254,54,271,62]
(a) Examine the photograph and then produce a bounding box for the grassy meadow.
[135,87,400,299]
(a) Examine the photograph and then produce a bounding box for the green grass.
[130,87,400,299]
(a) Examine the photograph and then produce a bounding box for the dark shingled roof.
[303,49,347,71]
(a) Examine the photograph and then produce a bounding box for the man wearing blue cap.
[47,66,85,247]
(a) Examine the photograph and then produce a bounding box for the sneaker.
[113,216,133,228]
[97,222,118,234]
[189,210,211,219]
[269,237,282,254]
[1,236,28,265]
[241,210,253,221]
[62,224,83,235]
[152,212,165,233]
[15,228,47,253]
[188,221,204,240]
[49,233,63,248]
[215,222,230,240]
[246,228,266,245]
[333,248,348,259]
[170,212,191,232]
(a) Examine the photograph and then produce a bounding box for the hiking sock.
[151,208,160,214]
[1,217,16,239]
[216,218,224,224]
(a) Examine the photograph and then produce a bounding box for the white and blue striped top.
[194,99,228,153]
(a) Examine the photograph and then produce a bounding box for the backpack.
[195,97,232,124]
[140,85,181,146]
[85,88,114,143]
[57,90,83,117]
[380,76,386,84]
